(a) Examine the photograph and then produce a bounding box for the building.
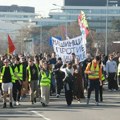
[0,5,41,31]
[0,5,41,54]
[0,5,35,13]
[0,5,41,22]
[64,0,120,6]
[0,5,41,38]
[46,0,120,32]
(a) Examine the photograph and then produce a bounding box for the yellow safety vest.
[13,64,23,81]
[40,70,51,87]
[27,64,39,82]
[0,66,14,83]
[18,64,23,81]
[88,63,100,79]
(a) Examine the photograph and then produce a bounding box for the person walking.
[0,59,14,108]
[73,63,84,102]
[40,61,52,107]
[106,54,118,91]
[63,62,74,106]
[85,56,102,106]
[53,57,64,98]
[27,58,39,104]
[12,57,23,106]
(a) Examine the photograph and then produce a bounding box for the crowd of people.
[0,51,120,108]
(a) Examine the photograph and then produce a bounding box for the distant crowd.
[0,51,120,108]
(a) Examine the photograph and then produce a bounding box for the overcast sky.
[0,0,64,16]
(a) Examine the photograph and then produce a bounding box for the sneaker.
[113,89,117,92]
[86,98,90,105]
[41,102,46,107]
[10,102,13,108]
[3,103,6,108]
[77,99,81,103]
[95,102,99,106]
[56,94,60,98]
[16,101,20,106]
[67,104,71,107]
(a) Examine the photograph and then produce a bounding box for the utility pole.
[105,0,108,55]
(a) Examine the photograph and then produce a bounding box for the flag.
[8,35,16,54]
[78,11,89,39]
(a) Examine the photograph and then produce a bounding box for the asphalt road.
[0,87,120,120]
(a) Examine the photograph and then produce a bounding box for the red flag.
[8,35,16,54]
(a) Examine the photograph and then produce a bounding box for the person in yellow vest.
[27,58,39,104]
[85,56,102,106]
[0,59,14,108]
[12,57,23,106]
[40,61,52,107]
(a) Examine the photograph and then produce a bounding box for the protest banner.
[52,35,87,62]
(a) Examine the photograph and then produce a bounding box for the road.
[0,88,120,120]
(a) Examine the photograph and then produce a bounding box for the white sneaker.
[16,101,20,106]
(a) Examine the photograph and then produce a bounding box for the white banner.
[52,35,87,62]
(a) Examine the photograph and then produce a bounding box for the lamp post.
[105,0,108,55]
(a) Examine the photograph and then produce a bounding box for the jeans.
[87,79,100,102]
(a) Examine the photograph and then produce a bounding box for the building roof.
[65,0,120,6]
[0,5,35,13]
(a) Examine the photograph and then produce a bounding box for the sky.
[0,0,64,16]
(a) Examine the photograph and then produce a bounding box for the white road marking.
[31,111,51,120]
[0,114,36,117]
